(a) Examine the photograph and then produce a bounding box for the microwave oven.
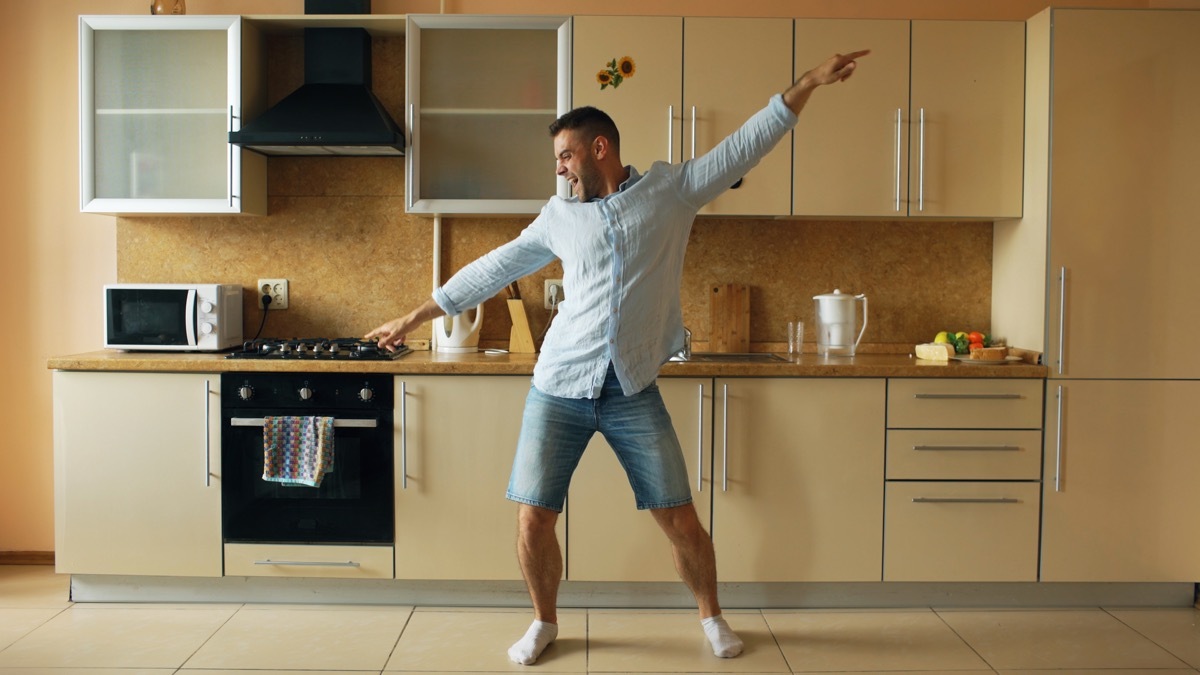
[104,284,243,351]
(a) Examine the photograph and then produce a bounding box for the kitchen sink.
[678,352,788,363]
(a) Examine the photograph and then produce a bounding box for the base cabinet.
[1042,380,1200,581]
[713,378,886,582]
[393,375,562,580]
[224,544,393,579]
[53,371,222,576]
[565,378,711,582]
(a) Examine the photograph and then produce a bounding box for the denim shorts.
[506,365,693,512]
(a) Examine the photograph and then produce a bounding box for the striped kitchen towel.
[262,416,335,487]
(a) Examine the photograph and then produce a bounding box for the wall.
[5,0,1199,555]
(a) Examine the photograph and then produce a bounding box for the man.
[367,49,869,665]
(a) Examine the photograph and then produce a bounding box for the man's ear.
[593,135,609,159]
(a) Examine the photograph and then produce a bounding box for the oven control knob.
[200,300,214,313]
[358,386,374,402]
[199,322,214,335]
[237,385,254,401]
[299,386,314,401]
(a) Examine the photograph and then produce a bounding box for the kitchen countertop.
[48,350,1047,378]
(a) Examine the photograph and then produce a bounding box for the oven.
[221,372,394,545]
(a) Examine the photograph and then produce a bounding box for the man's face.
[554,129,602,202]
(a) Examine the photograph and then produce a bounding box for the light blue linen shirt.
[433,94,799,398]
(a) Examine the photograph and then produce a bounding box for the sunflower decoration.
[597,56,636,90]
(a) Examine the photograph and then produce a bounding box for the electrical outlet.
[544,279,564,309]
[257,278,288,309]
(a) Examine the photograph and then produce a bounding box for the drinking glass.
[787,320,804,360]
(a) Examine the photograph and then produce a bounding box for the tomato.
[968,331,985,344]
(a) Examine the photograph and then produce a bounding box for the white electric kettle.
[433,303,484,353]
[813,289,868,356]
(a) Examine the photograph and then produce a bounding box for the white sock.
[701,614,744,658]
[508,619,558,665]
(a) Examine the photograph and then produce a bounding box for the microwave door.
[185,289,197,347]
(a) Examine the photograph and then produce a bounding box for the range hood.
[230,23,404,156]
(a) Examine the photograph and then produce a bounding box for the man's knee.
[517,504,559,538]
[652,504,707,542]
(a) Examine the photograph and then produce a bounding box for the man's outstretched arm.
[783,49,870,115]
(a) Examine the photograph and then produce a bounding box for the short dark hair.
[549,106,620,153]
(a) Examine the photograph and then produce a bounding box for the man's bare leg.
[652,504,744,658]
[509,503,562,665]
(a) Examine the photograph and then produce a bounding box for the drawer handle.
[254,559,361,567]
[911,497,1020,504]
[913,393,1022,400]
[230,418,377,428]
[913,445,1019,452]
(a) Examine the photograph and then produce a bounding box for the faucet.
[670,327,692,361]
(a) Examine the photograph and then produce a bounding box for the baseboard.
[0,551,55,565]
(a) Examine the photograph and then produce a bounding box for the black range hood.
[230,3,404,156]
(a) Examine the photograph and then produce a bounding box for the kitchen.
[6,0,1200,617]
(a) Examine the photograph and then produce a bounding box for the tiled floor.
[1,566,1198,674]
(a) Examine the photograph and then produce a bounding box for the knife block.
[507,298,537,353]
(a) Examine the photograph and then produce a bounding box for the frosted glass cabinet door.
[80,15,263,215]
[406,15,571,214]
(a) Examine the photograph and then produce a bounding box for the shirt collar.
[588,166,642,203]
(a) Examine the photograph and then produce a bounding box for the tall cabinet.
[1025,9,1200,581]
[572,17,793,216]
[793,19,1024,218]
[79,15,265,215]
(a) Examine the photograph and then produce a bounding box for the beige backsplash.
[118,156,992,350]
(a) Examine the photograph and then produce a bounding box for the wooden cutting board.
[710,283,750,352]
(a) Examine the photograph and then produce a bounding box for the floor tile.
[182,605,412,671]
[0,669,177,674]
[1107,607,1200,669]
[0,605,235,669]
[938,609,1191,670]
[0,607,63,651]
[0,565,71,608]
[384,608,586,672]
[764,610,990,672]
[587,610,788,673]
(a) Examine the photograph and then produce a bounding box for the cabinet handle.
[254,559,361,568]
[911,497,1020,504]
[667,105,674,164]
[721,383,729,492]
[913,445,1019,452]
[204,379,211,487]
[690,105,697,160]
[918,107,926,212]
[1054,384,1064,492]
[894,108,902,212]
[406,104,415,209]
[1057,266,1067,375]
[228,106,235,208]
[400,381,408,490]
[913,393,1022,400]
[696,383,704,492]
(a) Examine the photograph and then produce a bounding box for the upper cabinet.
[79,15,266,215]
[793,19,1025,219]
[405,15,571,215]
[572,17,792,216]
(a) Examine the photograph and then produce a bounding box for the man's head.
[549,106,622,201]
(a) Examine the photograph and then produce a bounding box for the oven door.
[222,411,394,544]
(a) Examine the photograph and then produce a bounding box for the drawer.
[883,481,1040,582]
[224,544,394,579]
[888,378,1043,429]
[887,429,1042,480]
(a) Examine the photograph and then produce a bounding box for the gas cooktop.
[225,337,411,361]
